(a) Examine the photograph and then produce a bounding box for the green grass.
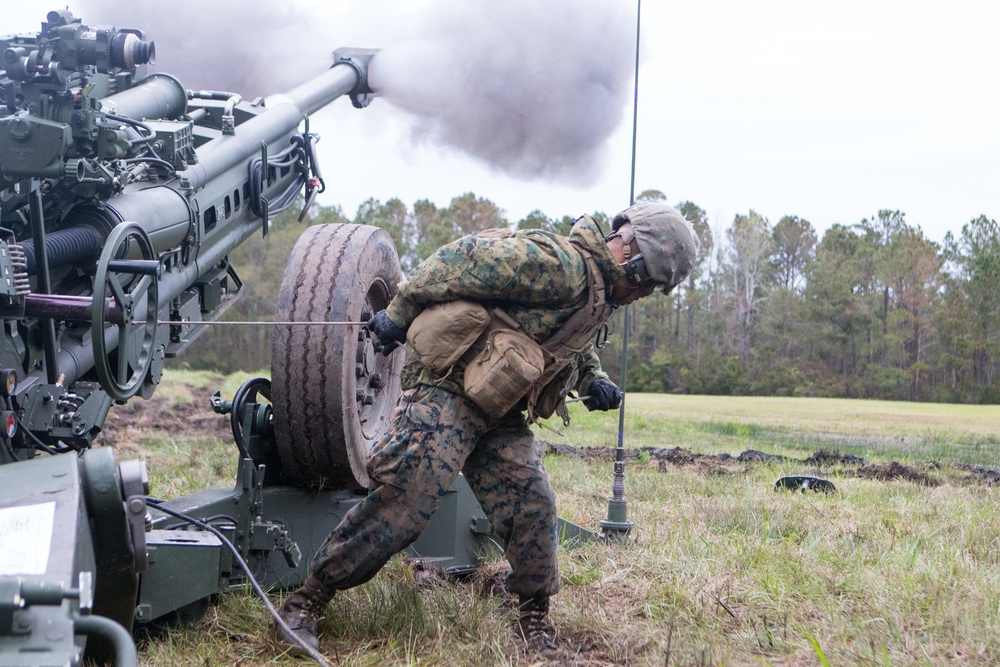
[117,372,1000,666]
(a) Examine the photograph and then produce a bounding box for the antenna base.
[600,499,633,544]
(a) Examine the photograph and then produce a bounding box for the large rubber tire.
[271,224,403,489]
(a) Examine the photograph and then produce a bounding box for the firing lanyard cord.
[135,320,366,326]
[146,500,336,667]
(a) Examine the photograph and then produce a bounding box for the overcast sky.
[7,1,1000,246]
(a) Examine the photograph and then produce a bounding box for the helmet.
[609,202,699,293]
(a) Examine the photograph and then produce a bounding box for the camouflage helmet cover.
[611,202,699,292]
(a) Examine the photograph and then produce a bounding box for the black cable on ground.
[146,499,335,667]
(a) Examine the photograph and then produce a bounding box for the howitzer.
[0,10,599,666]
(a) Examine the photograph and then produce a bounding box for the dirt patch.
[737,449,790,464]
[657,454,746,477]
[97,387,231,447]
[803,449,868,467]
[544,442,754,476]
[553,630,652,667]
[546,442,605,460]
[543,442,992,487]
[648,446,701,465]
[856,461,936,485]
[955,463,1000,486]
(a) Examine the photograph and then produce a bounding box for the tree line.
[181,191,1000,404]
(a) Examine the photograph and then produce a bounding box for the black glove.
[367,310,407,355]
[584,379,623,411]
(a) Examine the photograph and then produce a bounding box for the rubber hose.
[21,226,105,275]
[73,614,138,667]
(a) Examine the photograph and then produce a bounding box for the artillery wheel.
[271,224,403,489]
[92,223,159,402]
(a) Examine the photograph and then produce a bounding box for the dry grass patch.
[116,372,1000,666]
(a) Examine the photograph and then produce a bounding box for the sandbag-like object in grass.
[774,475,836,493]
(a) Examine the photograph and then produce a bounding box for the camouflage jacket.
[385,215,626,397]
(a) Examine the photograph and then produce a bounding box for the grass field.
[121,371,1000,666]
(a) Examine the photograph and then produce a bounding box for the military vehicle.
[0,10,609,667]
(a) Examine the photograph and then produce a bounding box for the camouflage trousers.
[310,383,560,599]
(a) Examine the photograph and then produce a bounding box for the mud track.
[544,442,1000,487]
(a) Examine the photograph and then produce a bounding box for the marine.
[273,201,699,659]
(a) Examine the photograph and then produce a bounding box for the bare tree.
[677,201,714,354]
[724,211,774,360]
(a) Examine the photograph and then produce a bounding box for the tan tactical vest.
[457,242,612,423]
[527,243,613,424]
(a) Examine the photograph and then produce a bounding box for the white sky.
[7,2,1000,246]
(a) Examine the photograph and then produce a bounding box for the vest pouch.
[530,364,579,421]
[407,300,490,373]
[464,329,545,418]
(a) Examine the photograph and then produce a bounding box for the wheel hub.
[355,304,393,440]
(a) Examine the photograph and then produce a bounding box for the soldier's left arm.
[575,344,610,394]
[386,233,581,329]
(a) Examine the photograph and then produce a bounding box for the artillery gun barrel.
[181,61,361,192]
[281,61,365,117]
[39,55,375,388]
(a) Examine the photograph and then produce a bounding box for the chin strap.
[606,223,649,286]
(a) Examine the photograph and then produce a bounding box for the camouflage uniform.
[310,215,624,600]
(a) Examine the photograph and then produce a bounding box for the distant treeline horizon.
[180,191,1000,405]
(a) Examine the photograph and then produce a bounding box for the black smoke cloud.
[71,1,636,185]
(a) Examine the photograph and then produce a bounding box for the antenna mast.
[600,0,642,542]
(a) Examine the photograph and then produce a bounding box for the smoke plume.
[72,1,333,96]
[70,1,636,184]
[369,1,636,184]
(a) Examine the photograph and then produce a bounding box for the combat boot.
[273,575,334,656]
[517,595,558,659]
